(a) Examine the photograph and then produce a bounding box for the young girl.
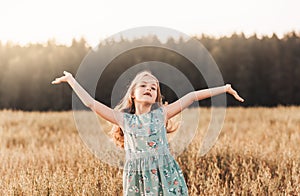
[52,70,244,195]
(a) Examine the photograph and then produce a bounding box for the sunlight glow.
[0,0,299,46]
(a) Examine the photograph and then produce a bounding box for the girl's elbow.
[189,92,197,102]
[86,100,95,109]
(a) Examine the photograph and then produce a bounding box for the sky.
[0,0,299,47]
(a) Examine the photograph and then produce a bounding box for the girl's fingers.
[63,71,72,77]
[51,77,65,84]
[52,72,70,85]
[228,87,244,102]
[234,93,244,102]
[237,97,244,102]
[51,79,59,84]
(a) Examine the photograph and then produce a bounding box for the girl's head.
[115,71,163,113]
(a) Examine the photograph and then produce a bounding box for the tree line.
[0,32,299,111]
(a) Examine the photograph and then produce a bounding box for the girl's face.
[132,76,158,105]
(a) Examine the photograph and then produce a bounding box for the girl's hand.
[225,84,244,102]
[51,71,73,84]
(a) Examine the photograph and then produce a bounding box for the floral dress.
[122,107,188,196]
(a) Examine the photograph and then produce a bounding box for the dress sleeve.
[121,112,130,133]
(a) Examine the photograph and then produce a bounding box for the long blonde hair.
[110,71,178,148]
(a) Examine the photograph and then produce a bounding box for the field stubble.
[0,107,299,195]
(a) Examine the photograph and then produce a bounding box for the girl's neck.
[134,103,152,115]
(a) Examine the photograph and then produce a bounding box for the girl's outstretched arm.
[163,84,244,119]
[52,71,123,126]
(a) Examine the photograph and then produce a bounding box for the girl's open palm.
[51,71,73,84]
[226,84,244,102]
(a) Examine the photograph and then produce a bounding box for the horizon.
[0,30,298,48]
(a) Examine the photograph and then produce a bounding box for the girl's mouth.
[143,92,152,97]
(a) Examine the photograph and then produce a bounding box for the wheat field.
[0,107,299,195]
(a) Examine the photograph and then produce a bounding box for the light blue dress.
[122,107,188,195]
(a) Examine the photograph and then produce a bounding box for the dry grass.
[0,107,299,195]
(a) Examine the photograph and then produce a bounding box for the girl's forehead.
[138,76,158,85]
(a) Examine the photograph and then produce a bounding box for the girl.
[52,70,244,195]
